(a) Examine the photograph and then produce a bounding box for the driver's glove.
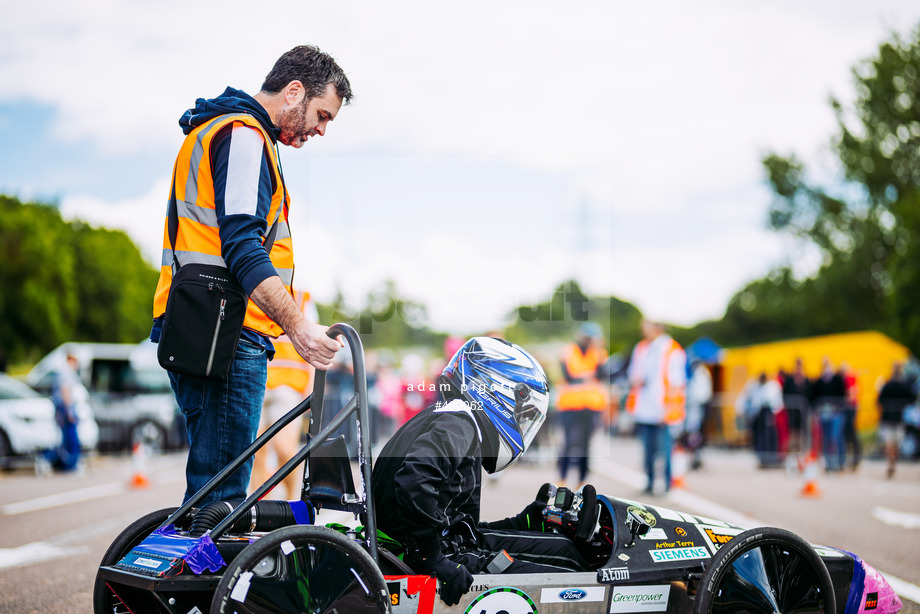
[421,552,473,606]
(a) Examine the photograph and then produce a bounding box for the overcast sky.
[3,0,920,334]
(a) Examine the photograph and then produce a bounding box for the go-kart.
[94,324,902,613]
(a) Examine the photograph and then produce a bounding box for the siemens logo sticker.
[540,587,605,603]
[608,585,671,613]
[649,546,709,563]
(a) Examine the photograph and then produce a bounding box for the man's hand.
[420,553,473,606]
[249,276,340,370]
[287,319,341,370]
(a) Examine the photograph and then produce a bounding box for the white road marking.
[0,511,158,571]
[593,459,920,605]
[0,541,89,570]
[872,506,920,530]
[1,481,126,515]
[1,470,185,516]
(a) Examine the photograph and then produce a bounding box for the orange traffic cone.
[671,443,688,490]
[800,450,821,498]
[130,442,151,489]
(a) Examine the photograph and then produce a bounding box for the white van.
[27,342,186,453]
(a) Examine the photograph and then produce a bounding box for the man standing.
[555,322,608,487]
[627,319,687,495]
[151,46,349,503]
[877,362,916,479]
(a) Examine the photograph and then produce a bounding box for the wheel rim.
[225,537,383,613]
[711,543,829,613]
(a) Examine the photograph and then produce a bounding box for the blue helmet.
[439,337,550,473]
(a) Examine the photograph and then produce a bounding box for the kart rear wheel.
[93,507,178,614]
[210,525,391,614]
[694,527,836,614]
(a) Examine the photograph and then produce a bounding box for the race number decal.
[464,587,538,614]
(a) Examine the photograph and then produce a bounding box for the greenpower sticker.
[465,587,538,614]
[608,585,671,612]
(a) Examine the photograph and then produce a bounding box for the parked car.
[27,342,187,453]
[0,373,59,467]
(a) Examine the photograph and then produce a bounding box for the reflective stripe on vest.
[152,113,293,337]
[626,338,686,425]
[266,291,313,393]
[557,343,608,411]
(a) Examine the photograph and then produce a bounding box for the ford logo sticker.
[559,589,587,601]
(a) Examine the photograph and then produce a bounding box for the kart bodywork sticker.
[608,585,671,612]
[540,586,606,603]
[695,524,745,554]
[649,546,709,563]
[465,587,537,614]
[384,575,437,614]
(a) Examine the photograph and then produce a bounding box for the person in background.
[780,357,811,459]
[249,289,317,500]
[840,362,861,471]
[877,362,915,479]
[46,353,84,471]
[811,357,847,472]
[736,372,784,468]
[683,359,713,470]
[555,322,609,487]
[627,319,686,495]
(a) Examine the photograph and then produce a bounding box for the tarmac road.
[0,433,917,613]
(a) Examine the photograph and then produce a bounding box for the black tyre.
[211,525,391,614]
[93,507,178,614]
[694,527,836,614]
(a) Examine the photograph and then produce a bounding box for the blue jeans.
[819,410,845,471]
[169,339,267,504]
[635,423,671,492]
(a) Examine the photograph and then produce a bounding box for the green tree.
[316,280,445,350]
[0,196,79,361]
[755,25,920,351]
[0,195,158,363]
[505,280,643,354]
[70,222,159,343]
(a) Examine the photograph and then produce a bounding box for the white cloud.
[7,0,920,332]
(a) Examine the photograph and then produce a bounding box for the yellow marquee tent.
[715,331,912,444]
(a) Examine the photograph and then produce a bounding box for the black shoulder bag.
[157,193,280,380]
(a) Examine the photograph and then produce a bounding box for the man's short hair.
[261,45,353,104]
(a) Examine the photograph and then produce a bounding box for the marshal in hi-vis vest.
[626,337,687,425]
[556,343,609,411]
[152,114,293,338]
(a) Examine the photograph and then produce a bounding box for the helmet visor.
[514,384,548,452]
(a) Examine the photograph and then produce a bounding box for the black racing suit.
[372,400,587,574]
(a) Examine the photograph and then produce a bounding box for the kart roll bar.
[162,323,380,564]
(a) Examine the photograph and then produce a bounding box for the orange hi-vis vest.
[626,337,686,425]
[152,114,293,338]
[266,290,314,393]
[556,343,609,411]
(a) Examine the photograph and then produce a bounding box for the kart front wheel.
[210,525,391,614]
[694,527,836,614]
[93,507,178,614]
